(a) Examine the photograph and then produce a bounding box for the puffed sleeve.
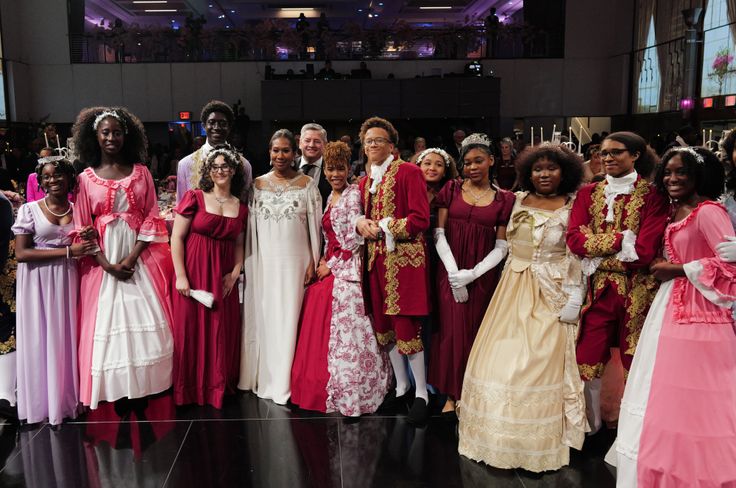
[683,203,736,306]
[434,179,456,209]
[174,189,199,218]
[138,166,169,243]
[11,204,35,236]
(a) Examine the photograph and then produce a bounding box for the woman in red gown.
[170,147,248,408]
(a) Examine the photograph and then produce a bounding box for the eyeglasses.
[364,137,391,147]
[40,173,64,182]
[210,165,232,174]
[205,119,229,129]
[599,148,628,158]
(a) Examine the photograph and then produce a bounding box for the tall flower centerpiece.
[709,47,735,95]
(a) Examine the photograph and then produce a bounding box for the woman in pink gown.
[616,146,736,487]
[72,107,174,409]
[290,141,390,416]
[170,147,247,408]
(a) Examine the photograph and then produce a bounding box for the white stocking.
[0,352,16,406]
[408,351,428,402]
[584,378,603,435]
[387,344,410,397]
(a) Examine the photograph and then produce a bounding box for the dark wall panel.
[361,80,401,119]
[302,80,361,120]
[261,81,302,121]
[401,79,459,118]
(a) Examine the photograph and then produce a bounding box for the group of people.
[2,98,736,486]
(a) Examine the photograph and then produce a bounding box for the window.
[636,16,661,113]
[701,0,736,97]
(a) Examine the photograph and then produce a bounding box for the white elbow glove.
[449,240,508,289]
[716,235,736,262]
[559,288,585,324]
[434,228,468,303]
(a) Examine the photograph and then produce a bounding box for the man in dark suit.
[446,129,466,174]
[297,123,332,209]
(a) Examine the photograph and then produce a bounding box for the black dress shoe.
[378,388,413,412]
[406,397,428,426]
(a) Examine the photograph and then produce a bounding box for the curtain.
[633,0,658,111]
[727,0,736,48]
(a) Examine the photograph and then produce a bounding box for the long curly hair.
[654,147,725,201]
[71,106,148,167]
[198,146,246,198]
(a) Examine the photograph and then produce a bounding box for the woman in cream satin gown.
[457,145,588,472]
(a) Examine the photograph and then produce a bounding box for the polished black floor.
[0,391,617,487]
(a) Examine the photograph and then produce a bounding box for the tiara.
[93,110,128,133]
[415,148,452,167]
[673,146,704,165]
[461,133,491,149]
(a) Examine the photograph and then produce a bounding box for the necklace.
[534,191,559,198]
[464,182,492,204]
[214,195,232,207]
[43,197,72,217]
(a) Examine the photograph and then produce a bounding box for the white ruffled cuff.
[378,217,395,252]
[615,230,639,262]
[581,257,603,276]
[683,260,734,308]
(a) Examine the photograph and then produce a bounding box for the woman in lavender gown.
[13,157,97,424]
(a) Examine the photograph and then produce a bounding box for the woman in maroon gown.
[170,147,248,408]
[430,133,515,416]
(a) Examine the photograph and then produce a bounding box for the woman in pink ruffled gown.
[72,107,174,409]
[616,147,736,487]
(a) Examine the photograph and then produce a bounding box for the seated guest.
[14,157,97,425]
[171,147,248,408]
[290,141,391,416]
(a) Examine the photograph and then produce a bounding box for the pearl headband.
[416,147,452,167]
[671,146,704,165]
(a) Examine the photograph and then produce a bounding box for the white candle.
[56,134,60,149]
[531,127,534,147]
[703,129,706,147]
[541,127,544,143]
[578,123,583,155]
[552,124,556,139]
[709,129,713,143]
[44,133,49,148]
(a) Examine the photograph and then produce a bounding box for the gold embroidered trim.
[384,239,425,315]
[388,218,410,241]
[624,273,658,356]
[578,362,605,381]
[397,336,423,355]
[376,330,396,346]
[583,233,619,257]
[189,148,205,188]
[592,271,627,298]
[0,336,15,354]
[623,179,649,234]
[589,182,607,230]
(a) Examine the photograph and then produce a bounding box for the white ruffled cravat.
[369,155,394,194]
[603,171,638,223]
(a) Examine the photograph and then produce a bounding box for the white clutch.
[189,289,214,308]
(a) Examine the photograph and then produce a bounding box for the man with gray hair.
[297,122,331,208]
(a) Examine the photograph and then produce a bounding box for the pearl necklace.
[43,197,72,217]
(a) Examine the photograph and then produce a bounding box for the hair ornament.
[416,147,452,167]
[93,110,128,133]
[461,133,491,149]
[674,146,705,165]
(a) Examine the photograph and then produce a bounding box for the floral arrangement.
[709,47,735,95]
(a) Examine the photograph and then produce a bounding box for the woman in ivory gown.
[239,129,321,405]
[73,106,175,409]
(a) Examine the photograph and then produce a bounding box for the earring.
[269,161,273,167]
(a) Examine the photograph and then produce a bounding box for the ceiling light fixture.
[419,6,452,9]
[144,9,177,12]
[280,7,315,12]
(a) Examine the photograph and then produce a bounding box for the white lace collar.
[369,155,394,194]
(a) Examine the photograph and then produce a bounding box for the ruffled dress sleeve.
[326,185,363,282]
[138,166,169,243]
[682,203,736,308]
[174,189,199,218]
[11,203,35,236]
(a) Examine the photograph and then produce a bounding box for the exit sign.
[178,111,192,120]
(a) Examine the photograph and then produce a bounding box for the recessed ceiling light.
[230,9,235,13]
[144,9,177,12]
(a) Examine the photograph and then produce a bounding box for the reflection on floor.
[0,390,617,487]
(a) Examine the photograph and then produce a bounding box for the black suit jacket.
[297,156,332,210]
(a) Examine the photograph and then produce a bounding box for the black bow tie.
[302,163,317,177]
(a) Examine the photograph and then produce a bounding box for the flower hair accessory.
[674,146,705,165]
[93,110,127,133]
[461,133,491,149]
[416,147,452,167]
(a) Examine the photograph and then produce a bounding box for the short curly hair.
[654,147,724,201]
[71,106,148,167]
[516,143,584,194]
[324,141,352,167]
[200,100,235,127]
[198,146,246,198]
[359,116,399,146]
[35,158,77,193]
